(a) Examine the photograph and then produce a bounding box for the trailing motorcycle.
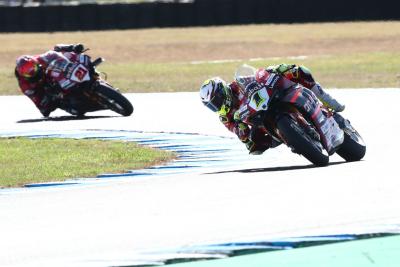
[46,55,133,117]
[235,65,366,166]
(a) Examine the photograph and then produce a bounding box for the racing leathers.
[219,80,274,155]
[15,44,87,117]
[220,64,344,154]
[267,64,345,112]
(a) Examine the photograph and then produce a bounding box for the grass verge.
[100,51,400,92]
[0,137,176,188]
[1,21,399,94]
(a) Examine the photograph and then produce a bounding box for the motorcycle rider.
[15,43,89,117]
[199,63,345,154]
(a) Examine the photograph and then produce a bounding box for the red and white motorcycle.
[46,54,133,117]
[234,65,366,166]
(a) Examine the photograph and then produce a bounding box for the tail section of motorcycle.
[271,86,366,166]
[333,113,366,161]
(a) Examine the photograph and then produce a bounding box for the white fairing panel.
[70,64,90,83]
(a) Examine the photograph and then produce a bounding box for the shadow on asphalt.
[17,115,118,123]
[207,161,347,174]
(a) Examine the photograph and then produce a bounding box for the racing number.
[74,67,88,81]
[252,91,266,109]
[249,87,270,111]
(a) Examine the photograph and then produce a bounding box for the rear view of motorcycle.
[234,64,366,167]
[332,113,366,162]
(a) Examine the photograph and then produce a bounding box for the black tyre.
[277,115,329,166]
[336,129,366,162]
[95,83,133,116]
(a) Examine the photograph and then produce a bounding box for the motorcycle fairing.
[281,86,343,154]
[247,83,270,112]
[69,64,90,83]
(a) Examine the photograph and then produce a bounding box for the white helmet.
[199,77,232,113]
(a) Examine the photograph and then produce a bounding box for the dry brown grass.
[1,21,399,94]
[1,21,399,63]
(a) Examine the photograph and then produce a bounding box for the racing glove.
[234,122,250,142]
[246,128,278,155]
[54,43,85,54]
[73,43,85,54]
[244,139,269,155]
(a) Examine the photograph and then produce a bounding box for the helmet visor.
[206,91,225,112]
[17,59,43,83]
[25,66,43,83]
[207,84,232,114]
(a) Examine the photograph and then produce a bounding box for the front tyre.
[277,114,329,167]
[95,82,133,116]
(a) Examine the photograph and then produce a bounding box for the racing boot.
[247,128,280,155]
[311,83,345,112]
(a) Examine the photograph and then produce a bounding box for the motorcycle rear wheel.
[95,82,133,116]
[333,113,366,162]
[277,114,329,167]
[336,128,366,162]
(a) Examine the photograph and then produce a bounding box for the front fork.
[281,86,344,154]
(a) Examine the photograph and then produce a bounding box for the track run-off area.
[0,89,399,267]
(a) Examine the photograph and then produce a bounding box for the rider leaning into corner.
[199,64,346,155]
[15,43,90,117]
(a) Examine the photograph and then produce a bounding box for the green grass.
[98,51,400,92]
[252,52,400,88]
[0,137,175,188]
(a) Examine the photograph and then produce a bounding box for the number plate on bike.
[248,85,270,111]
[70,64,90,82]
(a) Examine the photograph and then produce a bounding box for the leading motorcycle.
[234,65,366,166]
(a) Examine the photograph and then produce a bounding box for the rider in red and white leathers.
[15,44,88,117]
[199,64,345,154]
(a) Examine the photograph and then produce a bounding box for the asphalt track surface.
[0,89,399,267]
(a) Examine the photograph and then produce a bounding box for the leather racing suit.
[219,64,343,154]
[15,44,87,117]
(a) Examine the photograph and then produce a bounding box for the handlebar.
[92,57,105,67]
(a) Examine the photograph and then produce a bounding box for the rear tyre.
[95,83,133,116]
[277,115,329,167]
[333,113,366,162]
[336,129,366,162]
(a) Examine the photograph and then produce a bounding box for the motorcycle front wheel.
[94,82,134,116]
[277,114,329,167]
